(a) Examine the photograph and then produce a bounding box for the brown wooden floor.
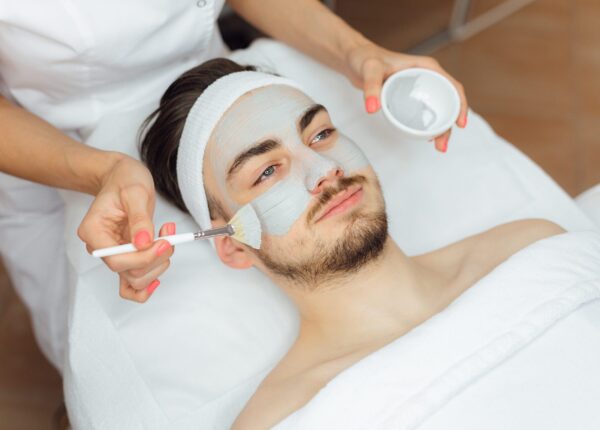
[1,0,599,427]
[0,261,63,430]
[439,0,600,196]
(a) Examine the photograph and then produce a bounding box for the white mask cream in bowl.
[380,68,460,140]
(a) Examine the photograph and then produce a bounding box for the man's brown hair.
[139,58,257,220]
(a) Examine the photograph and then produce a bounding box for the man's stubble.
[255,175,389,290]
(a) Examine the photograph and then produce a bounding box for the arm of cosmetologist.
[0,96,173,303]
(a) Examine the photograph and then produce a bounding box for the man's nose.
[297,144,343,193]
[310,167,344,195]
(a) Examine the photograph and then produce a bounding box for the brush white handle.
[92,233,195,258]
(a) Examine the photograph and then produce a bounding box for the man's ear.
[212,221,254,269]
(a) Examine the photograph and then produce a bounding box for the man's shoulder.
[465,219,565,261]
[455,219,565,284]
[415,219,566,287]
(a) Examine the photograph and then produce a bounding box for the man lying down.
[139,59,600,429]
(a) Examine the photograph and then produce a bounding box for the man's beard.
[255,175,389,289]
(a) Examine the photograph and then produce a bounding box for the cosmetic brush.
[92,204,261,258]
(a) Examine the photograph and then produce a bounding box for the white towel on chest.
[274,231,600,430]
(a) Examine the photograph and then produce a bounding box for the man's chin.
[257,209,389,288]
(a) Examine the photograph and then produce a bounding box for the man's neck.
[281,237,449,354]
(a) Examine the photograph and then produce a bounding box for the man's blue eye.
[262,165,275,177]
[311,128,336,145]
[254,165,277,185]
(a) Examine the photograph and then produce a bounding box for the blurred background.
[1,0,598,428]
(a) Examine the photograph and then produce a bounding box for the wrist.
[343,36,377,65]
[86,150,128,196]
[339,34,377,80]
[309,7,372,77]
[340,32,372,58]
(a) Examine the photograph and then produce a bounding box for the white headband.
[176,70,305,230]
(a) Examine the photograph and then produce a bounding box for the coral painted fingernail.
[146,279,160,295]
[166,222,176,235]
[440,139,448,153]
[134,230,151,248]
[464,114,468,127]
[365,96,379,113]
[156,242,171,257]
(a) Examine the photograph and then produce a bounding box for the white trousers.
[0,172,68,371]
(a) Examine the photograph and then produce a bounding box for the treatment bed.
[59,40,600,429]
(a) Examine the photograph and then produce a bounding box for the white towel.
[274,231,600,430]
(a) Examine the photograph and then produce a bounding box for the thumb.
[120,184,155,250]
[362,58,385,114]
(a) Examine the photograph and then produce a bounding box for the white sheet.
[62,39,599,428]
[577,184,600,228]
[273,231,600,430]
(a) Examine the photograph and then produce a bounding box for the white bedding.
[62,39,599,428]
[577,183,600,228]
[273,231,600,430]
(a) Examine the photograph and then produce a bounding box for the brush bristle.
[228,204,262,249]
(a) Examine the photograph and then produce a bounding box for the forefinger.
[448,76,468,128]
[362,58,385,113]
[102,239,168,273]
[121,222,175,278]
[434,70,468,128]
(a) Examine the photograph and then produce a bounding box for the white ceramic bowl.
[380,68,460,140]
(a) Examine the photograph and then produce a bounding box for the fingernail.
[167,222,176,235]
[146,279,160,295]
[440,139,448,153]
[156,242,171,257]
[463,114,468,127]
[365,96,379,114]
[134,230,151,248]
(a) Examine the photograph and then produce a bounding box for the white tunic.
[0,0,227,133]
[0,0,227,370]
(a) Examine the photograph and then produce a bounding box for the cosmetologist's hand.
[77,155,175,303]
[345,42,469,153]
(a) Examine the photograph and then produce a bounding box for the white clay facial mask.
[207,85,369,236]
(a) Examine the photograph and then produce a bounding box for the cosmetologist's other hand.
[345,42,469,153]
[77,155,175,303]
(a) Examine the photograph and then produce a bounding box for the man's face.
[203,85,388,286]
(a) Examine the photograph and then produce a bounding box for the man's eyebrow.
[227,139,281,181]
[299,104,327,134]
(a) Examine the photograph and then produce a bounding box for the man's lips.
[314,185,364,223]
